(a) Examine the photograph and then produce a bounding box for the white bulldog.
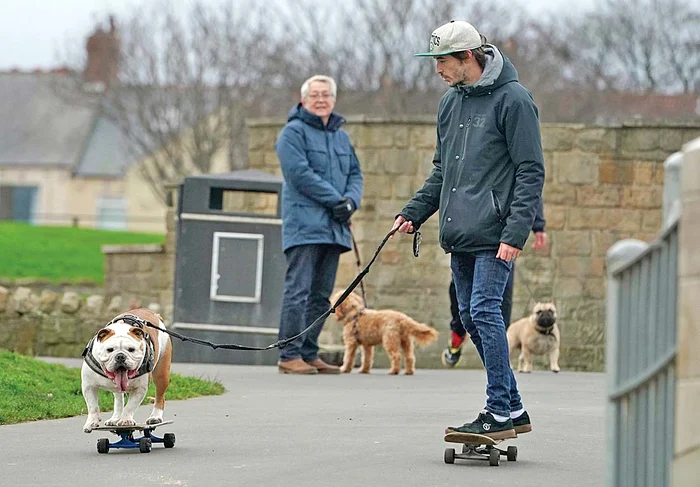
[81,308,172,433]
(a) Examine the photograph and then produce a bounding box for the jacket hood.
[287,103,346,131]
[455,45,518,96]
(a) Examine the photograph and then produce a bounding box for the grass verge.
[0,350,225,425]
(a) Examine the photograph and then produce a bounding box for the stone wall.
[0,285,164,357]
[246,117,700,371]
[101,187,178,321]
[673,136,700,485]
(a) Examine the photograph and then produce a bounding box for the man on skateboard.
[392,20,545,441]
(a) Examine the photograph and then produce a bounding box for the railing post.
[606,238,649,487]
[663,152,683,231]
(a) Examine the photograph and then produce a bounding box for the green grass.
[0,350,225,425]
[0,222,165,284]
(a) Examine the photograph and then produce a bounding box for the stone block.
[137,256,153,273]
[542,126,576,151]
[677,279,700,379]
[60,292,81,314]
[555,230,592,256]
[576,186,622,207]
[544,185,576,205]
[583,278,607,299]
[620,128,661,153]
[675,379,700,455]
[599,160,634,184]
[0,286,9,312]
[621,187,663,209]
[605,208,643,233]
[10,287,36,314]
[568,208,609,230]
[659,129,684,153]
[673,442,700,487]
[574,127,618,153]
[641,210,662,232]
[678,198,700,278]
[591,230,622,257]
[107,296,124,314]
[85,295,104,315]
[554,152,599,185]
[383,149,419,175]
[355,150,381,174]
[558,257,606,277]
[247,127,277,151]
[409,126,437,150]
[680,138,700,196]
[633,161,656,186]
[39,290,59,313]
[541,204,565,231]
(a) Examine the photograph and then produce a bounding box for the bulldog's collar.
[81,319,157,380]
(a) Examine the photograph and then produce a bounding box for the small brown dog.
[331,291,438,375]
[507,302,560,373]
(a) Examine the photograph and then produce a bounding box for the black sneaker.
[512,411,532,435]
[441,345,463,367]
[445,411,517,440]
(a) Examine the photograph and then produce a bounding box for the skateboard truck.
[443,432,517,466]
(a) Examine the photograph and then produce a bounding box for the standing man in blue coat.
[275,75,364,375]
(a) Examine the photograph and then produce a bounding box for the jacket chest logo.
[472,114,487,128]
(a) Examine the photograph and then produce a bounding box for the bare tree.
[562,0,700,94]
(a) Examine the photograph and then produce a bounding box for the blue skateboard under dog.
[91,420,175,453]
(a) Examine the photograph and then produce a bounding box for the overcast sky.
[1,0,600,70]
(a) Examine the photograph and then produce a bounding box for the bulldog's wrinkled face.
[533,302,558,329]
[92,322,147,392]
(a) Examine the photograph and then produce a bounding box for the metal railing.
[606,220,679,487]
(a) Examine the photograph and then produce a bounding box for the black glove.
[331,198,355,223]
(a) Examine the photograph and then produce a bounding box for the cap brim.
[414,49,466,57]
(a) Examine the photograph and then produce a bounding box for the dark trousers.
[278,244,343,361]
[449,262,515,337]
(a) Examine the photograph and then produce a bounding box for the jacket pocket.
[334,146,351,175]
[490,190,503,222]
[306,149,328,174]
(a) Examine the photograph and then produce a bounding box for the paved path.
[1,358,606,487]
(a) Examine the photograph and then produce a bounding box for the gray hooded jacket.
[400,46,545,253]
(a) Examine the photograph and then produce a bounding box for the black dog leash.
[350,227,367,308]
[141,227,403,352]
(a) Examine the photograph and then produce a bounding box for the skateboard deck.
[444,432,504,446]
[443,431,517,466]
[92,420,173,432]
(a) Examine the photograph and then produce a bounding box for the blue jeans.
[451,251,523,418]
[278,244,342,361]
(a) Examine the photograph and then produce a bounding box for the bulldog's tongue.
[115,369,129,392]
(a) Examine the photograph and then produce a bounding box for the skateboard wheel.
[164,433,176,449]
[97,438,110,454]
[139,437,152,453]
[507,446,517,461]
[444,448,455,464]
[489,448,500,466]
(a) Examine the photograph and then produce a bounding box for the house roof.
[0,71,134,177]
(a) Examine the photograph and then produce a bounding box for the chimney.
[83,15,120,92]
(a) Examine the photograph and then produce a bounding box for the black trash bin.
[172,169,285,365]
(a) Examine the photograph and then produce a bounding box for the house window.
[0,185,38,223]
[96,196,126,230]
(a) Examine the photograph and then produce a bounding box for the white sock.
[491,413,509,423]
[510,409,525,419]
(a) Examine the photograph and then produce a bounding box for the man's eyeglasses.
[307,93,334,101]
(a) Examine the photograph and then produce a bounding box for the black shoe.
[445,411,517,440]
[512,410,532,435]
[441,345,463,368]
